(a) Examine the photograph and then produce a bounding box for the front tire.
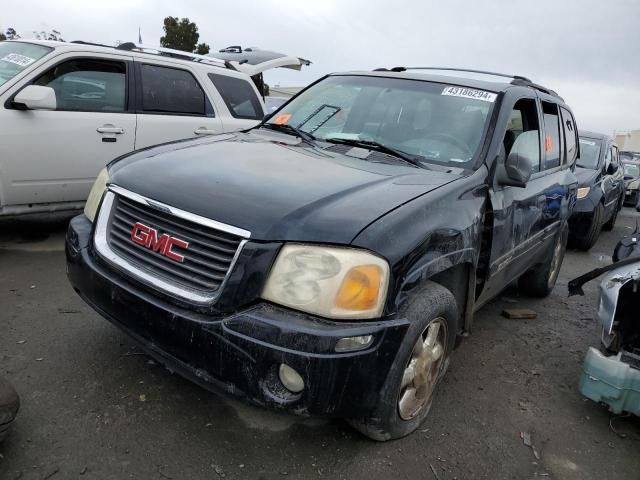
[571,203,603,251]
[519,224,568,298]
[602,199,621,231]
[347,281,458,441]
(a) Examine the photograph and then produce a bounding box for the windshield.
[624,163,640,177]
[577,138,602,169]
[266,75,496,167]
[0,42,52,87]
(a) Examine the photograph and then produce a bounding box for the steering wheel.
[423,133,472,157]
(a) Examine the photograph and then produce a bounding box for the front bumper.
[66,215,410,418]
[568,197,596,237]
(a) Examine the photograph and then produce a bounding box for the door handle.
[97,125,124,134]
[194,127,216,135]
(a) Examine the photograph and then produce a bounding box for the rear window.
[140,64,207,115]
[0,42,52,87]
[208,73,263,120]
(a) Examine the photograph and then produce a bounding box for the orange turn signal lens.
[335,265,382,311]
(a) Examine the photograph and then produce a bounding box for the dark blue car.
[568,131,625,250]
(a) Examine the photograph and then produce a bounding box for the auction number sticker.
[1,53,36,67]
[442,86,497,103]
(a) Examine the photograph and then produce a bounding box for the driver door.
[0,53,136,209]
[479,96,548,302]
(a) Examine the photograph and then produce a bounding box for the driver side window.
[34,58,126,112]
[504,99,541,173]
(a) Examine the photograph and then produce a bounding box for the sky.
[2,0,639,134]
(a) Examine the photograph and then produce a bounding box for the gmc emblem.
[130,222,189,263]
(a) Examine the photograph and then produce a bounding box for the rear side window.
[140,64,206,115]
[504,98,541,173]
[560,107,577,166]
[208,73,263,120]
[611,145,619,167]
[542,102,561,170]
[34,59,126,112]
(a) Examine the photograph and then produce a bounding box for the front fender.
[598,262,640,348]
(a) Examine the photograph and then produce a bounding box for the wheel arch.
[392,251,476,340]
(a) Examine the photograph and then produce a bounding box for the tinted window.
[542,102,561,170]
[141,64,206,115]
[505,98,541,173]
[560,107,577,165]
[577,138,602,169]
[208,73,263,120]
[604,145,612,169]
[35,59,126,112]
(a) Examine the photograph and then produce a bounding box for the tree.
[34,29,64,42]
[5,28,20,40]
[160,17,200,53]
[0,33,6,41]
[195,42,210,55]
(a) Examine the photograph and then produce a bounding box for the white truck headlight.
[262,245,390,319]
[84,168,109,222]
[629,179,640,190]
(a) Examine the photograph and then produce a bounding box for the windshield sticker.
[1,53,37,67]
[441,86,497,103]
[580,139,596,146]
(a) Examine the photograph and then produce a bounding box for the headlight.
[262,244,390,319]
[629,180,640,190]
[84,168,109,222]
[576,187,590,199]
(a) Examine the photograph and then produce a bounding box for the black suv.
[66,68,578,440]
[567,131,624,250]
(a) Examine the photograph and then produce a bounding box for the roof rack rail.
[70,40,235,70]
[71,40,115,48]
[373,66,563,100]
[115,43,234,69]
[509,78,562,100]
[375,66,532,82]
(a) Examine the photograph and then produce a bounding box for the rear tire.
[347,281,458,441]
[0,377,20,443]
[572,203,603,251]
[519,224,568,298]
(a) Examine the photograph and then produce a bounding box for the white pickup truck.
[0,40,309,217]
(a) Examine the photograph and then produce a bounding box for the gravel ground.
[1,209,639,480]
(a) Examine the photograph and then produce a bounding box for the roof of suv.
[7,39,310,76]
[332,69,562,99]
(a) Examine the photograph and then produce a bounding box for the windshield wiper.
[261,123,317,147]
[324,138,424,168]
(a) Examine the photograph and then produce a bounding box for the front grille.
[105,192,244,296]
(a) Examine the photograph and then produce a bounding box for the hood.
[574,166,600,187]
[109,132,460,243]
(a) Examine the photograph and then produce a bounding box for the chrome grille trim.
[93,186,250,305]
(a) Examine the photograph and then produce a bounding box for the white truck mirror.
[14,85,57,110]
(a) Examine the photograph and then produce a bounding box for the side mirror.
[497,130,537,188]
[606,163,618,175]
[13,85,57,110]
